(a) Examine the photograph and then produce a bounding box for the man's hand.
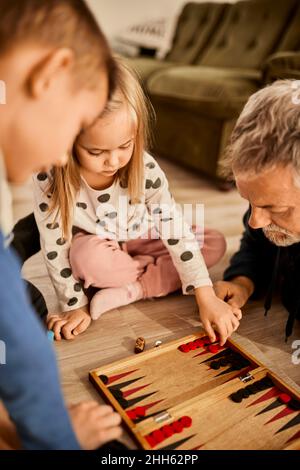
[195,286,242,346]
[47,306,91,340]
[69,402,122,449]
[214,276,255,309]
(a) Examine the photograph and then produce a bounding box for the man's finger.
[227,297,241,309]
[213,283,229,300]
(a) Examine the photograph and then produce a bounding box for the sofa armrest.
[263,51,300,83]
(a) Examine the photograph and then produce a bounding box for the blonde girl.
[33,59,242,343]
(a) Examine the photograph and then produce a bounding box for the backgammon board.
[89,332,300,450]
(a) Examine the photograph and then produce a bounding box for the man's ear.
[27,48,75,98]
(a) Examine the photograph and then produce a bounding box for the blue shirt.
[0,230,80,449]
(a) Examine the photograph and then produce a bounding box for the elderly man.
[215,80,300,341]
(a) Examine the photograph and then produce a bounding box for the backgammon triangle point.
[223,366,252,384]
[108,368,139,385]
[265,406,296,425]
[246,387,281,408]
[161,434,197,450]
[125,391,158,409]
[214,365,250,377]
[285,429,300,444]
[255,398,283,417]
[197,348,229,362]
[191,443,205,450]
[193,349,210,358]
[144,399,164,411]
[275,413,300,434]
[123,383,152,398]
[135,408,167,423]
[109,376,145,390]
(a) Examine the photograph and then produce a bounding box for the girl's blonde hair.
[47,57,154,237]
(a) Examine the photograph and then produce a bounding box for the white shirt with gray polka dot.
[32,153,212,312]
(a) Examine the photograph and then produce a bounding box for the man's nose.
[249,207,272,229]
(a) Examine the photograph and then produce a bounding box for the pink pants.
[69,227,226,299]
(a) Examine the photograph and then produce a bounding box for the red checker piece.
[208,344,220,354]
[178,344,190,353]
[200,337,210,346]
[152,429,165,444]
[279,393,292,404]
[135,406,146,417]
[145,435,156,448]
[126,410,136,420]
[161,425,174,438]
[188,341,198,350]
[201,336,209,342]
[171,420,184,433]
[194,339,205,348]
[180,416,192,428]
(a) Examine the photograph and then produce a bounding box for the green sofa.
[126,0,300,184]
[264,5,300,83]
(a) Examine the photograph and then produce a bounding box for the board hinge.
[154,411,171,424]
[239,372,253,383]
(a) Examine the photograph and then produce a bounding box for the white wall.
[86,0,237,42]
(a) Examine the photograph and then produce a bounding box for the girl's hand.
[195,286,242,346]
[47,306,91,340]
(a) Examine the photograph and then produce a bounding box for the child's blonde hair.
[47,58,154,237]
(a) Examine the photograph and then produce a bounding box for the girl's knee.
[70,234,140,288]
[70,234,114,281]
[70,234,99,267]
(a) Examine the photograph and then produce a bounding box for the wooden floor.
[17,157,300,446]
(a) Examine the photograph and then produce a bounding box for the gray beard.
[263,227,300,247]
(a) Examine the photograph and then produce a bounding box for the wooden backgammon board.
[89,332,300,450]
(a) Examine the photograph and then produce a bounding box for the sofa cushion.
[166,2,228,64]
[198,0,296,69]
[277,3,300,51]
[124,57,174,82]
[263,52,300,82]
[147,65,260,119]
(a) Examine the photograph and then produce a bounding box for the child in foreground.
[0,0,121,450]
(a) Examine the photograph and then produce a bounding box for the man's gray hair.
[221,80,300,182]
